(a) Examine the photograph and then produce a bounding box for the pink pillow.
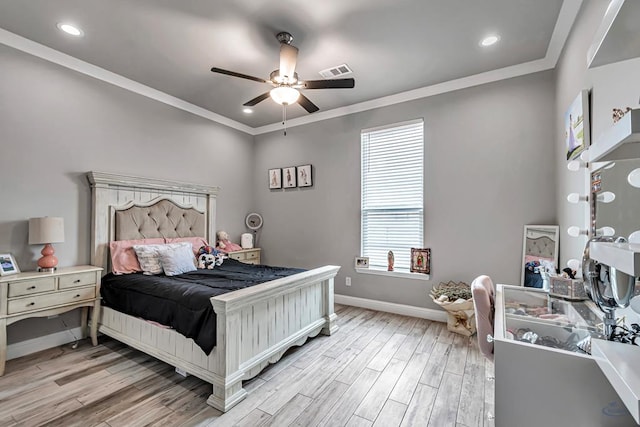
[110,238,165,274]
[164,237,208,256]
[472,275,495,361]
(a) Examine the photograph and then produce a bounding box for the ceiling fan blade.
[279,44,299,81]
[211,67,267,84]
[243,92,271,107]
[298,93,319,113]
[302,78,355,89]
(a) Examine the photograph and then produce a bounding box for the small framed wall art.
[297,164,313,187]
[564,89,590,161]
[269,168,282,189]
[410,248,431,274]
[355,256,369,269]
[283,167,297,188]
[0,253,20,276]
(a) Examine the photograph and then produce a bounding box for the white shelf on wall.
[588,109,640,163]
[590,240,640,276]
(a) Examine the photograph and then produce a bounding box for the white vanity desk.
[494,284,638,426]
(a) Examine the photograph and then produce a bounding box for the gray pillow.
[156,242,197,276]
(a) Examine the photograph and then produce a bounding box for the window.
[361,119,424,271]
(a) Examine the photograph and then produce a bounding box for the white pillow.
[156,243,197,276]
[132,244,165,275]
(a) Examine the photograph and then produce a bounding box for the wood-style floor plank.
[0,306,494,427]
[428,372,463,427]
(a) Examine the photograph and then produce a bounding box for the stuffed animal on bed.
[197,245,224,269]
[215,231,243,253]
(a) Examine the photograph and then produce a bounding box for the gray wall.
[0,45,255,344]
[254,71,556,309]
[555,2,640,269]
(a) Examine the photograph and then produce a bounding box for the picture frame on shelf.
[268,168,282,189]
[410,248,431,274]
[564,89,590,161]
[355,256,369,269]
[283,167,297,188]
[297,164,313,187]
[0,253,20,276]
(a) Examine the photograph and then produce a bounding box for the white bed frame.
[87,172,339,412]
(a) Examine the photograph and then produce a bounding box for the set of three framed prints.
[269,164,313,189]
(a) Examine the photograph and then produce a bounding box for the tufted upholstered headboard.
[88,172,219,272]
[113,198,205,241]
[525,236,556,259]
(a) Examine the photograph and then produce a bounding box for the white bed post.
[90,179,110,269]
[321,277,338,335]
[208,299,247,411]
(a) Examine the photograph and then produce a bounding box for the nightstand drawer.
[228,252,245,261]
[59,272,96,289]
[8,286,96,315]
[7,277,56,298]
[246,251,259,260]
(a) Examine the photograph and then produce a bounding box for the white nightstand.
[0,265,102,375]
[227,248,261,265]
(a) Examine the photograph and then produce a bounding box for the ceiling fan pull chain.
[282,104,287,136]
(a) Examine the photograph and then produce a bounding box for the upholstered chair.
[471,275,496,361]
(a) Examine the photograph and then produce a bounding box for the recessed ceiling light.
[243,108,253,114]
[480,35,499,47]
[57,23,84,37]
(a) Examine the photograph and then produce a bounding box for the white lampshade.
[270,86,300,105]
[29,217,65,244]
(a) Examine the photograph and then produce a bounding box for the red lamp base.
[37,243,59,271]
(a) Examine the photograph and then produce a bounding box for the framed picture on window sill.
[410,248,430,274]
[355,256,369,269]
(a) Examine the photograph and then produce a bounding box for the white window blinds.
[361,119,424,271]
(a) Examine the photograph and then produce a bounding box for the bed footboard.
[97,265,339,412]
[209,265,340,411]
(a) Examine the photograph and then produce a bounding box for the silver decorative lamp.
[29,217,65,272]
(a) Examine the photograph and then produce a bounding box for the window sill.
[355,267,430,281]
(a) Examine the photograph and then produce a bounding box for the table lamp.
[29,217,65,272]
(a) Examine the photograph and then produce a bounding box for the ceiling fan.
[211,32,355,114]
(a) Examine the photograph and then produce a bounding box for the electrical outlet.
[345,276,352,286]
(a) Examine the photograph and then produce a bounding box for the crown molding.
[1,0,582,136]
[0,28,254,135]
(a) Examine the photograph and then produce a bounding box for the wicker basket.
[430,281,476,336]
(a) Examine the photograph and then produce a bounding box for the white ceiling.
[0,0,582,134]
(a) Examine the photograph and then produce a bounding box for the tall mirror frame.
[521,225,560,288]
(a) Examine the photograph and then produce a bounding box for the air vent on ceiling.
[319,63,353,79]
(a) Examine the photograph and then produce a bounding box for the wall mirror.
[593,159,640,242]
[521,225,560,288]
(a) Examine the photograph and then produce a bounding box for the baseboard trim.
[7,327,84,360]
[335,294,447,322]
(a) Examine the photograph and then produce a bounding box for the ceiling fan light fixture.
[270,86,300,105]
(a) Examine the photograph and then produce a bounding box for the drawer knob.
[74,279,81,283]
[27,286,36,290]
[27,302,35,306]
[74,294,81,298]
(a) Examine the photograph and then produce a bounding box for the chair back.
[472,275,495,361]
